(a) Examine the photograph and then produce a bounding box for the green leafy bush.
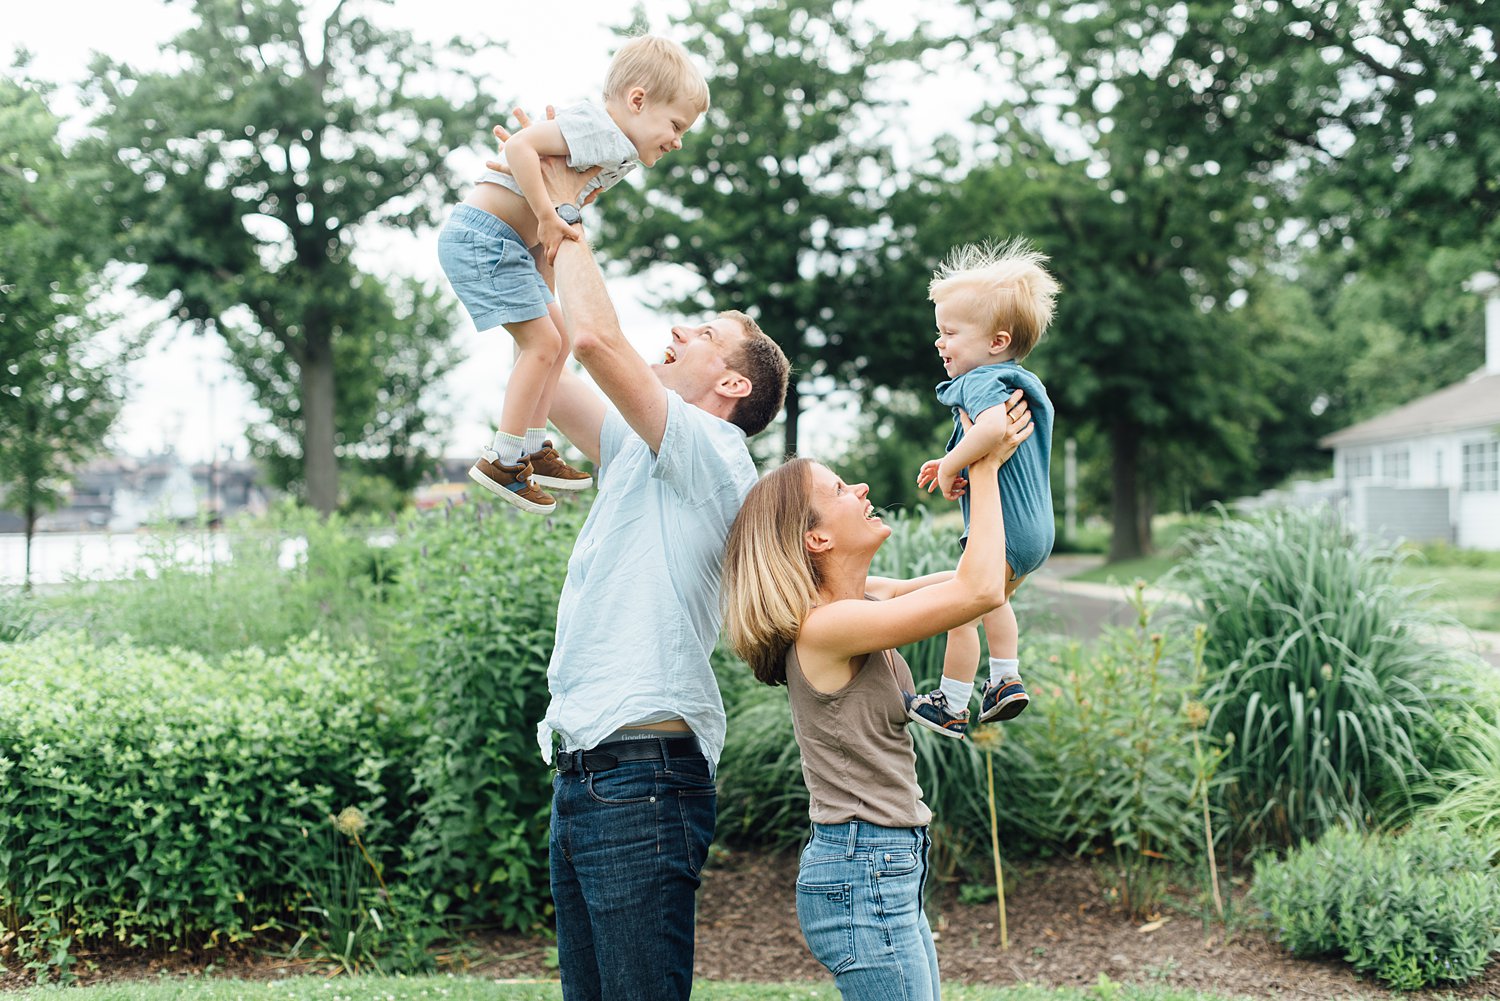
[1172,507,1460,848]
[0,585,37,643]
[0,632,418,957]
[37,504,394,659]
[1253,825,1500,990]
[392,500,585,931]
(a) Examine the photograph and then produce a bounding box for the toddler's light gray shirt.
[478,101,639,210]
[537,391,758,774]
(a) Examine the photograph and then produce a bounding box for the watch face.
[557,204,582,225]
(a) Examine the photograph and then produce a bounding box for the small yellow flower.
[1183,701,1210,729]
[970,726,1003,749]
[1320,663,1334,682]
[334,806,368,837]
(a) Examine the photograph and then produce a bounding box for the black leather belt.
[555,736,702,774]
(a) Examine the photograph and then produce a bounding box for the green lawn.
[1398,561,1500,632]
[1066,531,1500,635]
[9,976,1270,1001]
[1068,554,1177,588]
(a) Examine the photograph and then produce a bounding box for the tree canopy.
[0,76,127,584]
[82,0,493,511]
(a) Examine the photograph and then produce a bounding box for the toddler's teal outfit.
[936,361,1054,576]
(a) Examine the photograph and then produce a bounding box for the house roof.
[1321,370,1500,448]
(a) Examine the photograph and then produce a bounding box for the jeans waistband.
[556,736,702,775]
[447,203,524,244]
[810,820,929,855]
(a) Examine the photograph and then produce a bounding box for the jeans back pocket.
[795,879,856,975]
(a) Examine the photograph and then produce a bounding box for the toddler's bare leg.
[524,302,571,432]
[943,617,983,685]
[499,313,563,440]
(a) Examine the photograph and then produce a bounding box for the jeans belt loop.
[845,819,858,859]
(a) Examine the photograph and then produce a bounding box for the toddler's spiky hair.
[928,239,1060,361]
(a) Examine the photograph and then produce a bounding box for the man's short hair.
[721,310,789,437]
[604,35,711,114]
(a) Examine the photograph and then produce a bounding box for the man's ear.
[989,330,1012,355]
[628,86,647,112]
[716,372,752,401]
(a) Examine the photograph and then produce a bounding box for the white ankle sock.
[491,431,525,465]
[989,658,1021,686]
[939,676,975,709]
[524,428,548,454]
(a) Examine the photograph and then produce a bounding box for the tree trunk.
[1108,422,1153,562]
[783,381,800,458]
[22,504,35,593]
[301,328,339,515]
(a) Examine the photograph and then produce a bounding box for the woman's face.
[806,462,890,552]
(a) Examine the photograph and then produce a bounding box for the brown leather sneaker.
[468,455,557,514]
[526,440,593,491]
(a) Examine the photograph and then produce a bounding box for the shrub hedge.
[392,500,585,931]
[0,632,418,949]
[1253,825,1500,990]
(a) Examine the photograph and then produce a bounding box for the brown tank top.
[785,641,933,829]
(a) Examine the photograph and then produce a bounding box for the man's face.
[621,94,701,167]
[654,317,745,399]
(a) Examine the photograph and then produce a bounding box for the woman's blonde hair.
[604,35,711,114]
[929,238,1059,361]
[722,458,823,686]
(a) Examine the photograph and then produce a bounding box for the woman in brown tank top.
[721,395,1033,1000]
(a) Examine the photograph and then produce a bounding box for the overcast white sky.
[10,0,987,465]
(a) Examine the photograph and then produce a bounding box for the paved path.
[1024,555,1500,670]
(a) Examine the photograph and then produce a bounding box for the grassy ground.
[9,976,1275,1001]
[1065,522,1500,634]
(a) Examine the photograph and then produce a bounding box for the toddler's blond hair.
[929,239,1059,361]
[604,35,711,114]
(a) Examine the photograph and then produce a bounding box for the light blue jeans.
[796,820,940,1001]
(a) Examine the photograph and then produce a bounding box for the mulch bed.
[5,850,1497,998]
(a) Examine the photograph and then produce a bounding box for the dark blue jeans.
[550,750,717,1001]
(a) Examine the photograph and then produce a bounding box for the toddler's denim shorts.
[437,204,554,330]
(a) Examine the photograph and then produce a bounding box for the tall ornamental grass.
[0,632,417,959]
[1419,705,1500,835]
[1172,507,1461,848]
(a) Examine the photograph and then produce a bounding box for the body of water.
[0,531,235,587]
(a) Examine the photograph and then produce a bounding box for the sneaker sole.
[468,465,557,514]
[977,692,1030,724]
[531,473,593,491]
[906,708,968,740]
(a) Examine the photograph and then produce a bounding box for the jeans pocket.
[875,848,920,877]
[666,758,715,798]
[796,878,856,976]
[436,227,482,286]
[584,769,656,805]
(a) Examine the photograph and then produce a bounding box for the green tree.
[872,138,1272,559]
[83,0,492,513]
[240,276,462,505]
[593,0,922,454]
[972,0,1497,475]
[0,75,128,587]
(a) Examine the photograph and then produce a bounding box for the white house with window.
[1319,274,1500,550]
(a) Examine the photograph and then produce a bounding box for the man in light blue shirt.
[517,132,790,1001]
